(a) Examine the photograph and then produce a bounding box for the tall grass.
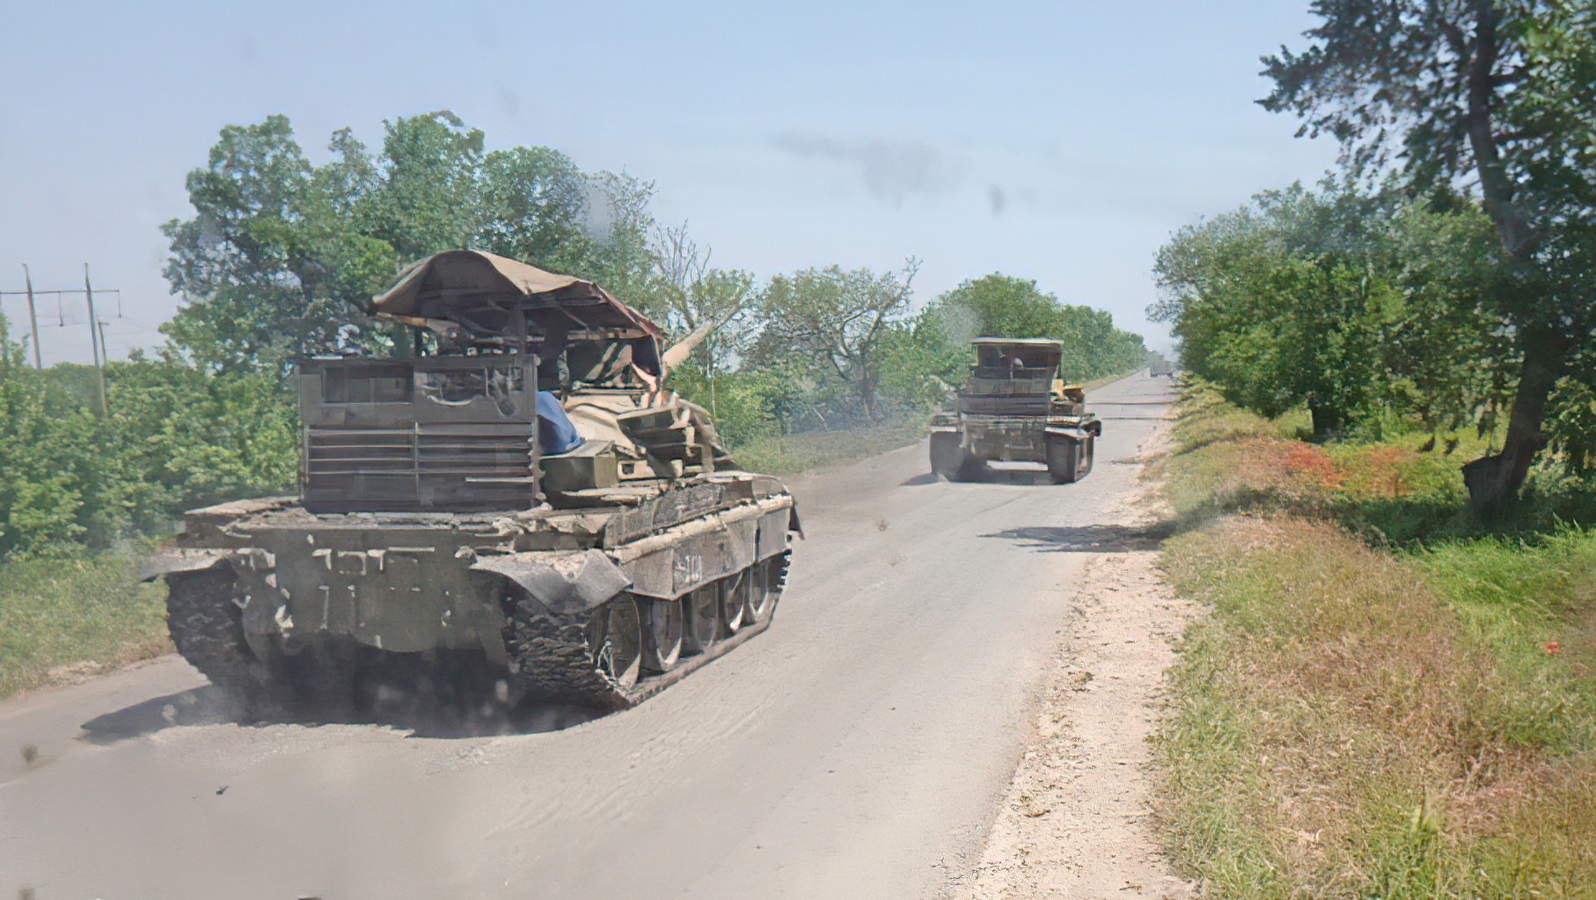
[1152,381,1596,897]
[1158,517,1596,897]
[0,551,169,698]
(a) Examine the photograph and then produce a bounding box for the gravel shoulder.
[953,422,1199,900]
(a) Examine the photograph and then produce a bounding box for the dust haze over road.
[0,372,1175,899]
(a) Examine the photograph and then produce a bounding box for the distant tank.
[927,338,1101,483]
[143,250,799,711]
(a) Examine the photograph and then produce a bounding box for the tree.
[1154,182,1507,438]
[754,261,920,422]
[161,112,664,375]
[1379,201,1512,437]
[1154,189,1393,436]
[364,111,484,262]
[646,221,761,426]
[475,145,590,269]
[159,115,348,374]
[1262,0,1596,510]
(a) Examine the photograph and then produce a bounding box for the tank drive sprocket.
[504,589,646,710]
[165,569,291,711]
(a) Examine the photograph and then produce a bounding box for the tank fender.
[138,548,232,583]
[471,549,632,615]
[1044,425,1098,439]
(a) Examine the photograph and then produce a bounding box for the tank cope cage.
[301,251,671,513]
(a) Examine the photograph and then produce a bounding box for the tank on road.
[144,250,799,712]
[928,338,1101,483]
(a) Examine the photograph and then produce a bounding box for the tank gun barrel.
[659,308,739,376]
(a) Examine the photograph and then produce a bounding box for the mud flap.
[472,549,632,615]
[138,548,232,583]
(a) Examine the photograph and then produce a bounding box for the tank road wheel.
[589,596,643,689]
[930,431,965,480]
[165,569,286,711]
[1046,435,1081,484]
[747,551,789,626]
[642,598,683,673]
[682,585,719,656]
[720,572,751,636]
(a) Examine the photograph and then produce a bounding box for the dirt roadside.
[951,424,1199,900]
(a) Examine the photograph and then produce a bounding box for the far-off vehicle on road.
[144,251,799,712]
[928,338,1101,484]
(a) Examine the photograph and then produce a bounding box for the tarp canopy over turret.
[372,250,665,343]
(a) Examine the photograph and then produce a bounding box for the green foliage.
[0,550,169,698]
[751,261,921,423]
[0,317,295,560]
[1261,0,1596,505]
[161,112,656,376]
[1152,182,1543,442]
[1548,371,1596,478]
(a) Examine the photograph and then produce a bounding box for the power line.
[1,265,122,416]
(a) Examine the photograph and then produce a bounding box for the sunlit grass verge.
[1158,517,1596,896]
[731,422,926,476]
[0,551,170,699]
[1152,384,1596,897]
[1152,380,1595,543]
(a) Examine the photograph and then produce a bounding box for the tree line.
[1153,0,1595,513]
[0,110,1144,558]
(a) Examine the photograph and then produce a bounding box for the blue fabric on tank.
[536,391,583,455]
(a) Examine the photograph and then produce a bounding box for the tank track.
[768,549,791,596]
[165,569,291,711]
[503,551,790,710]
[504,592,636,710]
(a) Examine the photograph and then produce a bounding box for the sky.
[0,0,1339,365]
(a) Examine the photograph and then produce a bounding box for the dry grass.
[0,551,170,699]
[1157,516,1596,897]
[1152,382,1596,898]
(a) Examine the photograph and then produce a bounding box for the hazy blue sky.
[0,0,1337,364]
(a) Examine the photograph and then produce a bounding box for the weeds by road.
[1152,382,1596,897]
[0,552,169,699]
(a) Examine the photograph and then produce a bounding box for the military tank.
[927,337,1102,484]
[143,250,799,711]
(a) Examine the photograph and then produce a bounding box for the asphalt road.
[0,371,1175,900]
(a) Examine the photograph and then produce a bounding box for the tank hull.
[146,475,797,709]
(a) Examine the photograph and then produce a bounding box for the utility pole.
[22,264,42,370]
[98,319,111,374]
[84,264,107,417]
[0,271,123,381]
